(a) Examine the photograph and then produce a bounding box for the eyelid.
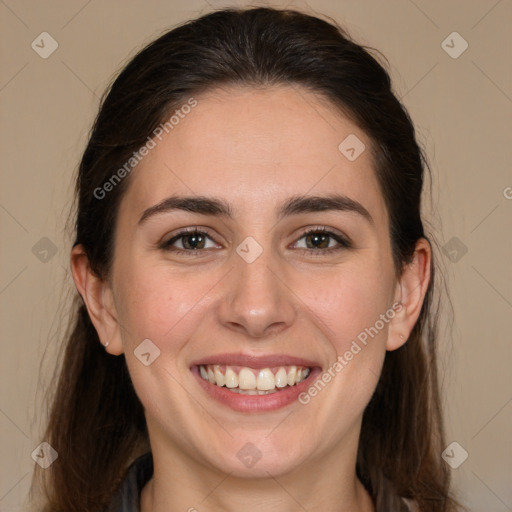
[160,225,352,255]
[160,226,221,249]
[291,226,352,252]
[294,225,351,244]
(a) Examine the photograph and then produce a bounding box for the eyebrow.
[138,193,373,226]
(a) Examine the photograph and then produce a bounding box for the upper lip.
[190,353,321,369]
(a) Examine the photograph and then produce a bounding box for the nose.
[217,245,297,339]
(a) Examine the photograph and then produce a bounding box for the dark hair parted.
[30,7,462,512]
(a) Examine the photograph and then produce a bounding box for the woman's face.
[105,85,404,477]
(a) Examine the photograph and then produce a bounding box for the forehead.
[119,85,387,227]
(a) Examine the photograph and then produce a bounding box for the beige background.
[1,0,511,511]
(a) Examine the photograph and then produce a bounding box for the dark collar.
[107,452,153,512]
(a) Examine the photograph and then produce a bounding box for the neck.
[140,428,375,512]
[142,472,374,512]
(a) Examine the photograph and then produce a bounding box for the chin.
[204,439,307,479]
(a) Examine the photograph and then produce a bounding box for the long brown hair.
[30,7,463,512]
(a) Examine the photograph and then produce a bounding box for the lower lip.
[191,366,322,412]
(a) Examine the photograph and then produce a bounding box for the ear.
[70,244,124,355]
[386,237,432,351]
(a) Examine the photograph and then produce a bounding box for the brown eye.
[293,228,351,255]
[161,229,219,255]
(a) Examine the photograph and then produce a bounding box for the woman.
[30,6,463,512]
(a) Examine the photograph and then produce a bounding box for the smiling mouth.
[196,364,312,395]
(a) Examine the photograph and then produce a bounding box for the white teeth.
[198,364,312,391]
[214,365,225,387]
[238,368,256,390]
[275,367,288,388]
[257,368,275,390]
[226,388,278,395]
[287,366,297,386]
[224,367,238,388]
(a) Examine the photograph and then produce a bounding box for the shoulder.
[106,452,153,512]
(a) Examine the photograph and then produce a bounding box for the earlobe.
[70,245,124,355]
[386,299,408,351]
[386,238,432,351]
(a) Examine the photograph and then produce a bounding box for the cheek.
[299,260,394,348]
[114,259,209,347]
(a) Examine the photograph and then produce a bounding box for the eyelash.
[159,226,352,257]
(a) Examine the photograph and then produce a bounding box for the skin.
[71,85,431,512]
